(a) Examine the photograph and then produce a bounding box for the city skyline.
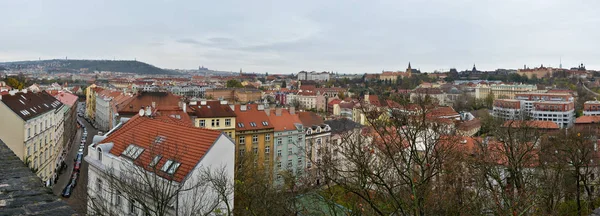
[2,0,600,73]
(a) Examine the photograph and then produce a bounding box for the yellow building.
[233,104,274,168]
[188,100,237,139]
[474,83,542,99]
[85,84,102,120]
[0,90,65,186]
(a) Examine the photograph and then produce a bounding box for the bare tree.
[471,120,543,215]
[86,137,234,216]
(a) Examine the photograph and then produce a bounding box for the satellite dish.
[138,109,144,116]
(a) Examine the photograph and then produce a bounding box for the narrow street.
[51,102,99,215]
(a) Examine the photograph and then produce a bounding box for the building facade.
[493,93,575,128]
[189,100,237,138]
[297,71,331,82]
[475,83,539,99]
[266,108,305,185]
[0,90,65,186]
[583,101,600,116]
[233,104,275,169]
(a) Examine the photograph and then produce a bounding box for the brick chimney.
[289,106,295,115]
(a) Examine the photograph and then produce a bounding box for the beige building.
[475,83,541,99]
[517,65,553,79]
[0,90,65,186]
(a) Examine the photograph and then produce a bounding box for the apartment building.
[0,90,65,186]
[297,71,331,82]
[266,107,305,185]
[583,100,600,116]
[188,100,236,138]
[117,91,181,119]
[85,84,103,120]
[86,113,234,215]
[492,99,524,120]
[493,93,575,128]
[474,83,539,99]
[287,91,327,111]
[233,104,275,168]
[298,111,331,185]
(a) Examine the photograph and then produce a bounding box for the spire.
[240,68,243,76]
[408,62,412,70]
[472,64,477,72]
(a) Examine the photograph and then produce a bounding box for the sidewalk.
[52,127,82,195]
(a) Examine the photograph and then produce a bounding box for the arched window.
[97,148,102,161]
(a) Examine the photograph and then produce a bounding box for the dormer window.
[250,122,257,127]
[307,129,312,135]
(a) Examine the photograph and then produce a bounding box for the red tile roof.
[53,91,78,107]
[104,114,223,182]
[0,91,63,121]
[233,104,274,131]
[188,101,236,118]
[297,111,324,127]
[328,99,342,106]
[502,120,559,129]
[266,109,301,131]
[118,91,181,115]
[367,95,381,107]
[575,116,600,124]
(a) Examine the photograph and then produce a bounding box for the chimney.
[265,107,271,116]
[151,101,156,108]
[22,89,27,93]
[257,104,264,110]
[200,100,207,105]
[183,104,187,113]
[9,90,16,96]
[220,100,227,105]
[289,106,295,115]
[241,105,247,111]
[229,104,235,111]
[276,108,282,116]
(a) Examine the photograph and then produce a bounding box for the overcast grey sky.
[2,0,600,73]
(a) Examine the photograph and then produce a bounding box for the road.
[580,79,600,97]
[52,102,98,215]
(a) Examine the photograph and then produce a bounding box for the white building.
[297,71,331,82]
[86,112,235,216]
[493,93,575,128]
[0,89,65,186]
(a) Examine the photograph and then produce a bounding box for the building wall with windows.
[583,101,600,116]
[233,104,274,169]
[0,90,63,186]
[195,117,236,138]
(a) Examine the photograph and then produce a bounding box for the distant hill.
[0,59,179,75]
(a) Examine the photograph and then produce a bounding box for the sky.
[2,0,600,74]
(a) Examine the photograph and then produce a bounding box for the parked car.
[70,173,78,187]
[61,184,73,198]
[74,161,81,172]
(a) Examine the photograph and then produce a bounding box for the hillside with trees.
[0,59,178,75]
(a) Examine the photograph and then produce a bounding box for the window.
[239,149,245,156]
[123,145,144,159]
[288,159,293,168]
[298,157,302,165]
[27,128,31,138]
[98,148,103,161]
[277,174,282,181]
[238,123,245,128]
[216,119,220,127]
[265,134,271,141]
[35,125,37,134]
[298,135,302,141]
[250,122,257,127]
[199,120,205,127]
[277,138,283,145]
[161,160,181,175]
[265,146,270,154]
[211,119,215,127]
[277,150,282,157]
[34,142,37,152]
[288,136,293,143]
[33,157,37,169]
[262,121,269,126]
[288,148,292,156]
[253,147,258,154]
[44,150,47,161]
[277,161,281,168]
[150,155,162,167]
[239,136,245,144]
[96,178,103,195]
[45,120,47,129]
[225,119,231,126]
[252,135,258,143]
[115,190,122,205]
[307,161,312,168]
[129,200,137,214]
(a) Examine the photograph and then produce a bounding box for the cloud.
[176,38,201,45]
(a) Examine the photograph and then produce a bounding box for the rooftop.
[233,104,274,131]
[0,90,63,121]
[502,120,560,129]
[188,101,236,118]
[575,116,600,124]
[0,139,77,215]
[117,91,181,115]
[103,114,223,182]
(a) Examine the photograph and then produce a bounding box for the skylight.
[238,123,244,128]
[153,136,167,145]
[161,160,181,175]
[250,122,257,127]
[262,121,268,126]
[150,155,162,167]
[123,144,144,159]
